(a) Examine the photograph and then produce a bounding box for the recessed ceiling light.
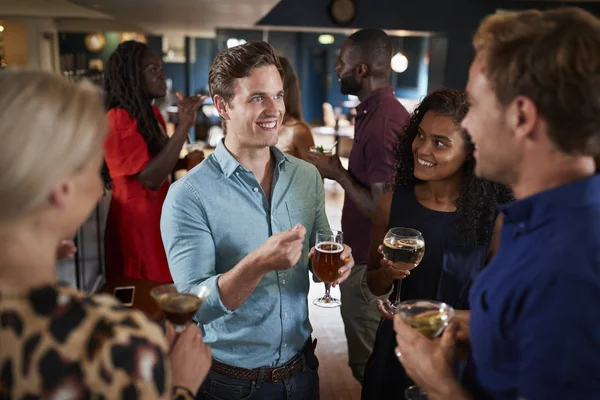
[318,34,335,45]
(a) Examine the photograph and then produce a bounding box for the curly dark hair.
[394,88,513,246]
[102,41,167,187]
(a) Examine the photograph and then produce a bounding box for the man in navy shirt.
[392,7,600,400]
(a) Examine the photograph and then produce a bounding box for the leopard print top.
[0,284,193,399]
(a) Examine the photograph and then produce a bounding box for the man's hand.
[309,244,355,287]
[307,152,344,180]
[256,224,306,272]
[394,317,467,399]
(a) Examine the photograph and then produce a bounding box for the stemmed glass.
[150,283,211,332]
[396,300,455,400]
[382,227,425,308]
[312,229,344,308]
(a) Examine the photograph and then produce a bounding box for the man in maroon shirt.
[308,28,409,383]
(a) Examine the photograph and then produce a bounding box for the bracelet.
[172,385,195,399]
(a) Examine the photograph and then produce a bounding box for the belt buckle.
[271,366,286,382]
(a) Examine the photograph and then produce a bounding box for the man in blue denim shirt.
[161,41,355,399]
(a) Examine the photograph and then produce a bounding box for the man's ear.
[213,95,231,121]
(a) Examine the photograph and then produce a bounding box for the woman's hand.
[377,299,396,320]
[167,322,212,395]
[176,93,207,131]
[56,240,76,260]
[378,245,411,280]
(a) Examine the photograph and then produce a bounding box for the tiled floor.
[309,179,362,400]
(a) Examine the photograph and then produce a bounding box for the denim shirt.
[160,140,330,369]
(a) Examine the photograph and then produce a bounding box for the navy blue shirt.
[469,175,600,399]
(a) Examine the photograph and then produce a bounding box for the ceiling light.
[391,52,408,73]
[318,34,335,45]
[84,33,106,52]
[0,26,4,33]
[226,38,247,49]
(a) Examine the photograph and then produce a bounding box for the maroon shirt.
[341,87,409,264]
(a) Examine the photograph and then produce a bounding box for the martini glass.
[396,300,455,400]
[150,284,210,332]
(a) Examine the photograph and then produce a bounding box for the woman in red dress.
[103,41,205,282]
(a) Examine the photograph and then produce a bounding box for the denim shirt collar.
[213,139,289,178]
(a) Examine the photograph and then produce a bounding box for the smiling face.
[218,64,285,150]
[412,111,469,182]
[140,50,167,99]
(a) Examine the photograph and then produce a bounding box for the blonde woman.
[0,70,211,399]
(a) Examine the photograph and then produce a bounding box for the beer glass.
[383,227,425,308]
[396,300,455,400]
[150,284,210,332]
[312,229,344,308]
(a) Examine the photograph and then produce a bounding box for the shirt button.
[363,110,368,114]
[282,279,286,285]
[236,172,240,176]
[283,343,288,348]
[253,187,259,192]
[284,313,288,318]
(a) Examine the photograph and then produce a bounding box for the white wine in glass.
[383,227,425,308]
[396,300,455,400]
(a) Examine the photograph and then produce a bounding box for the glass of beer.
[396,300,455,400]
[150,284,211,332]
[383,227,425,308]
[312,229,345,308]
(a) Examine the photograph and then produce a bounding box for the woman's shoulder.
[0,285,170,397]
[33,286,169,355]
[107,107,137,128]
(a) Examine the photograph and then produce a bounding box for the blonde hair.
[0,70,107,224]
[473,7,600,155]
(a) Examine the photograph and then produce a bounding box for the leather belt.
[210,338,317,383]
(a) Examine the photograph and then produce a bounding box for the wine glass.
[396,300,455,400]
[150,284,211,332]
[312,229,344,308]
[382,227,425,308]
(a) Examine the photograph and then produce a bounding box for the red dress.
[103,106,172,282]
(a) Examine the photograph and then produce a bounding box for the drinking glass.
[382,227,425,308]
[396,300,455,400]
[312,229,344,308]
[150,283,210,332]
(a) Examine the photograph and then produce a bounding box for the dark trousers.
[197,351,320,400]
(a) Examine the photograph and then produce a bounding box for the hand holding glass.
[396,300,455,400]
[383,227,425,308]
[312,229,344,308]
[150,284,211,332]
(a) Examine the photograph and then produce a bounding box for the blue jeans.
[197,353,320,400]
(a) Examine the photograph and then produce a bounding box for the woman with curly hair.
[103,41,205,282]
[361,88,513,398]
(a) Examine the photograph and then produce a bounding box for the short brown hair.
[473,7,600,155]
[209,41,283,105]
